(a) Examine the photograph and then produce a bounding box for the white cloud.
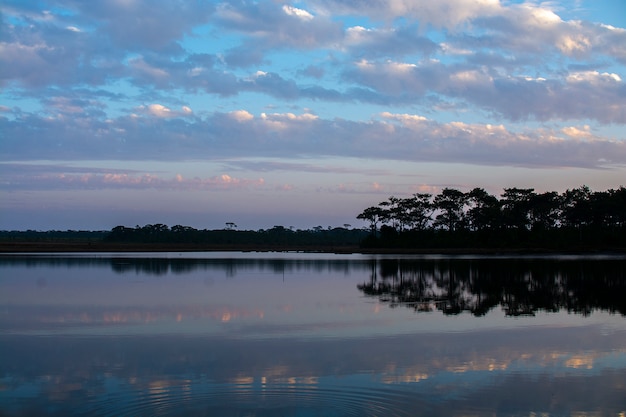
[282,5,314,21]
[262,112,319,122]
[138,104,193,118]
[229,110,254,122]
[516,3,562,27]
[146,104,169,117]
[562,125,594,139]
[566,71,622,84]
[379,112,428,127]
[450,69,493,87]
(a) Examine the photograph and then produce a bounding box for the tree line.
[357,185,626,250]
[104,224,367,248]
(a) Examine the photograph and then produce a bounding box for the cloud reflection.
[2,254,626,415]
[2,327,626,416]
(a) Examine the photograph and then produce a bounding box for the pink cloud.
[3,171,265,191]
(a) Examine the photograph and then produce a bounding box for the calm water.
[1,252,626,416]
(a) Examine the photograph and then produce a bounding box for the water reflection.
[2,327,626,416]
[1,253,626,416]
[0,254,362,276]
[359,257,626,316]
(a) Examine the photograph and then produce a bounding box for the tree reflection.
[358,258,626,316]
[107,257,364,277]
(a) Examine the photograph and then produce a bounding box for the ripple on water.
[85,378,421,417]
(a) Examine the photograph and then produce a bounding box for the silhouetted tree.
[529,191,561,231]
[500,188,535,230]
[467,188,501,231]
[356,184,624,250]
[404,193,433,231]
[433,188,468,231]
[357,206,385,235]
[561,185,593,229]
[608,187,626,228]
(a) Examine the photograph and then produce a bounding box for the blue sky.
[1,0,625,230]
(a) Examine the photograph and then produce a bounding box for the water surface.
[1,252,625,416]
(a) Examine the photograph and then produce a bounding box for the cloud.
[309,0,501,28]
[1,1,625,174]
[435,4,626,70]
[299,65,325,79]
[2,109,625,169]
[129,57,170,84]
[0,164,265,191]
[222,159,389,176]
[282,5,314,21]
[0,5,129,88]
[135,104,194,118]
[346,60,626,122]
[344,25,439,58]
[561,125,594,140]
[215,1,342,50]
[3,0,624,124]
[71,0,214,52]
[229,110,254,122]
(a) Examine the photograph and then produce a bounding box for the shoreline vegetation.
[1,185,624,254]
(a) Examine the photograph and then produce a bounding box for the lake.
[1,252,626,416]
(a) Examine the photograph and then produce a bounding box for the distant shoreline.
[1,241,624,255]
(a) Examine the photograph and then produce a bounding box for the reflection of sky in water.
[3,253,626,338]
[1,253,626,416]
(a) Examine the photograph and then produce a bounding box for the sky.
[1,0,625,231]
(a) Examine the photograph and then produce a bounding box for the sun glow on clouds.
[230,110,254,122]
[562,125,594,139]
[4,171,265,191]
[139,104,193,118]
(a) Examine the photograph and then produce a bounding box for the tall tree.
[529,191,561,230]
[500,188,535,230]
[467,188,501,231]
[404,193,433,231]
[561,186,593,229]
[433,188,468,231]
[378,196,404,231]
[607,187,626,228]
[357,206,385,235]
